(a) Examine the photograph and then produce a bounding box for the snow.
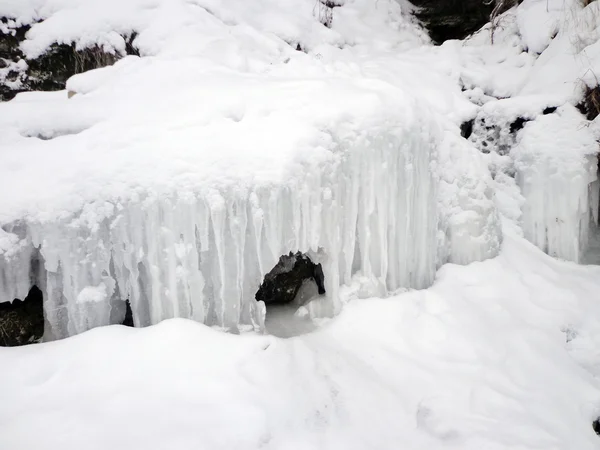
[516,0,564,55]
[1,231,600,450]
[76,283,108,304]
[1,0,600,447]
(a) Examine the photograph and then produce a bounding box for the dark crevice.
[1,18,140,101]
[0,285,44,346]
[460,119,474,139]
[122,299,134,327]
[509,116,529,134]
[256,252,325,307]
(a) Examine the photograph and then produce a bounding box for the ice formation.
[468,101,599,262]
[456,0,600,263]
[0,0,505,340]
[0,100,442,339]
[0,74,502,340]
[512,106,599,262]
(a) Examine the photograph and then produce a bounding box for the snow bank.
[1,231,599,450]
[0,0,428,62]
[512,105,599,262]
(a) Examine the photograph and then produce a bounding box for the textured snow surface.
[1,233,599,450]
[0,0,502,337]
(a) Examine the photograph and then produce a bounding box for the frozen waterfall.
[0,119,502,340]
[512,106,599,262]
[0,59,503,340]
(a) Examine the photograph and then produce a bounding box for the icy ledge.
[0,76,500,340]
[512,106,599,262]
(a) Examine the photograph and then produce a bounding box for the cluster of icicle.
[0,122,500,340]
[469,104,599,263]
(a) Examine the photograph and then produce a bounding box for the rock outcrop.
[0,286,44,346]
[411,0,517,44]
[0,18,138,101]
[256,252,326,306]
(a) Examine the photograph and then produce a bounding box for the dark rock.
[122,299,134,327]
[594,417,600,435]
[509,116,529,134]
[410,0,492,44]
[0,18,139,101]
[460,119,474,139]
[411,0,520,44]
[256,252,326,306]
[578,85,600,121]
[542,106,557,115]
[0,286,44,346]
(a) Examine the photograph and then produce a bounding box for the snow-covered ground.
[2,0,600,447]
[1,230,600,450]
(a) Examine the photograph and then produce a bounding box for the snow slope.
[1,231,599,450]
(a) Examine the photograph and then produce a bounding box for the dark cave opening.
[256,251,326,337]
[0,285,44,346]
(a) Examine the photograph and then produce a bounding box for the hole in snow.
[256,251,325,338]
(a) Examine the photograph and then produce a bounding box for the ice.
[511,105,599,262]
[0,111,443,339]
[0,73,501,339]
[0,73,468,339]
[436,132,501,265]
[0,0,505,339]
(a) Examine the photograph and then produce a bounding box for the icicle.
[0,109,502,339]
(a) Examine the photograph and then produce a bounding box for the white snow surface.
[1,231,600,450]
[0,0,502,337]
